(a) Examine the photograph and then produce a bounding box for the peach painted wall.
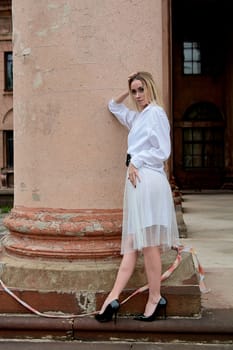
[13,0,168,209]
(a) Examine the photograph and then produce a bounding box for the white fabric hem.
[121,167,180,255]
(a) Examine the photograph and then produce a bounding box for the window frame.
[4,51,13,91]
[183,126,224,169]
[183,41,201,75]
[3,130,14,169]
[182,102,225,170]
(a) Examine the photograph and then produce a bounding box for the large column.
[0,0,198,317]
[2,0,164,262]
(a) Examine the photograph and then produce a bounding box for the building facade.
[0,0,13,192]
[0,1,233,194]
[172,0,233,189]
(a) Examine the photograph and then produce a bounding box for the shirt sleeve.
[108,99,137,130]
[131,109,171,169]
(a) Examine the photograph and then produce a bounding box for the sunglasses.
[131,86,144,95]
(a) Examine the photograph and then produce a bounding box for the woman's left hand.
[128,163,141,188]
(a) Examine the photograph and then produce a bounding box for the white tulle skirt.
[121,167,180,254]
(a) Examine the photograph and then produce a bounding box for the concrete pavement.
[0,340,232,349]
[180,192,233,311]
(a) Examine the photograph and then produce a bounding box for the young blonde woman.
[95,72,179,322]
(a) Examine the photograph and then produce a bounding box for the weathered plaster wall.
[0,6,12,171]
[13,0,166,209]
[0,49,13,170]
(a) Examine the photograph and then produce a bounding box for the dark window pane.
[5,130,14,168]
[5,52,13,91]
[193,62,201,74]
[184,48,192,61]
[184,155,192,167]
[193,48,200,61]
[183,128,224,169]
[193,128,202,141]
[184,42,192,48]
[193,156,202,167]
[205,129,213,141]
[183,41,201,75]
[193,144,202,155]
[183,103,224,169]
[184,63,193,74]
[184,129,193,141]
[184,144,192,155]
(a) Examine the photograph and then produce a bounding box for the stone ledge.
[0,309,232,342]
[0,250,201,317]
[0,250,196,290]
[0,284,200,317]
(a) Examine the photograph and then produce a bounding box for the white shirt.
[108,99,171,173]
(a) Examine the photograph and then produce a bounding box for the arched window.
[183,102,224,169]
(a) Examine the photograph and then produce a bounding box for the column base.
[2,206,122,259]
[1,206,200,317]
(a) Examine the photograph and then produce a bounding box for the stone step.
[0,309,232,343]
[0,250,200,317]
[0,283,200,317]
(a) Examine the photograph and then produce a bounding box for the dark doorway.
[172,0,233,189]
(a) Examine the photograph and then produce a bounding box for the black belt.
[126,154,131,167]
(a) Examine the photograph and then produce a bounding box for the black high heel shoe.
[134,296,167,322]
[95,299,120,323]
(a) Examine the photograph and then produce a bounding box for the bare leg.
[99,251,138,313]
[143,246,162,316]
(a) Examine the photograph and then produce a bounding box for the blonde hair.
[128,71,163,110]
